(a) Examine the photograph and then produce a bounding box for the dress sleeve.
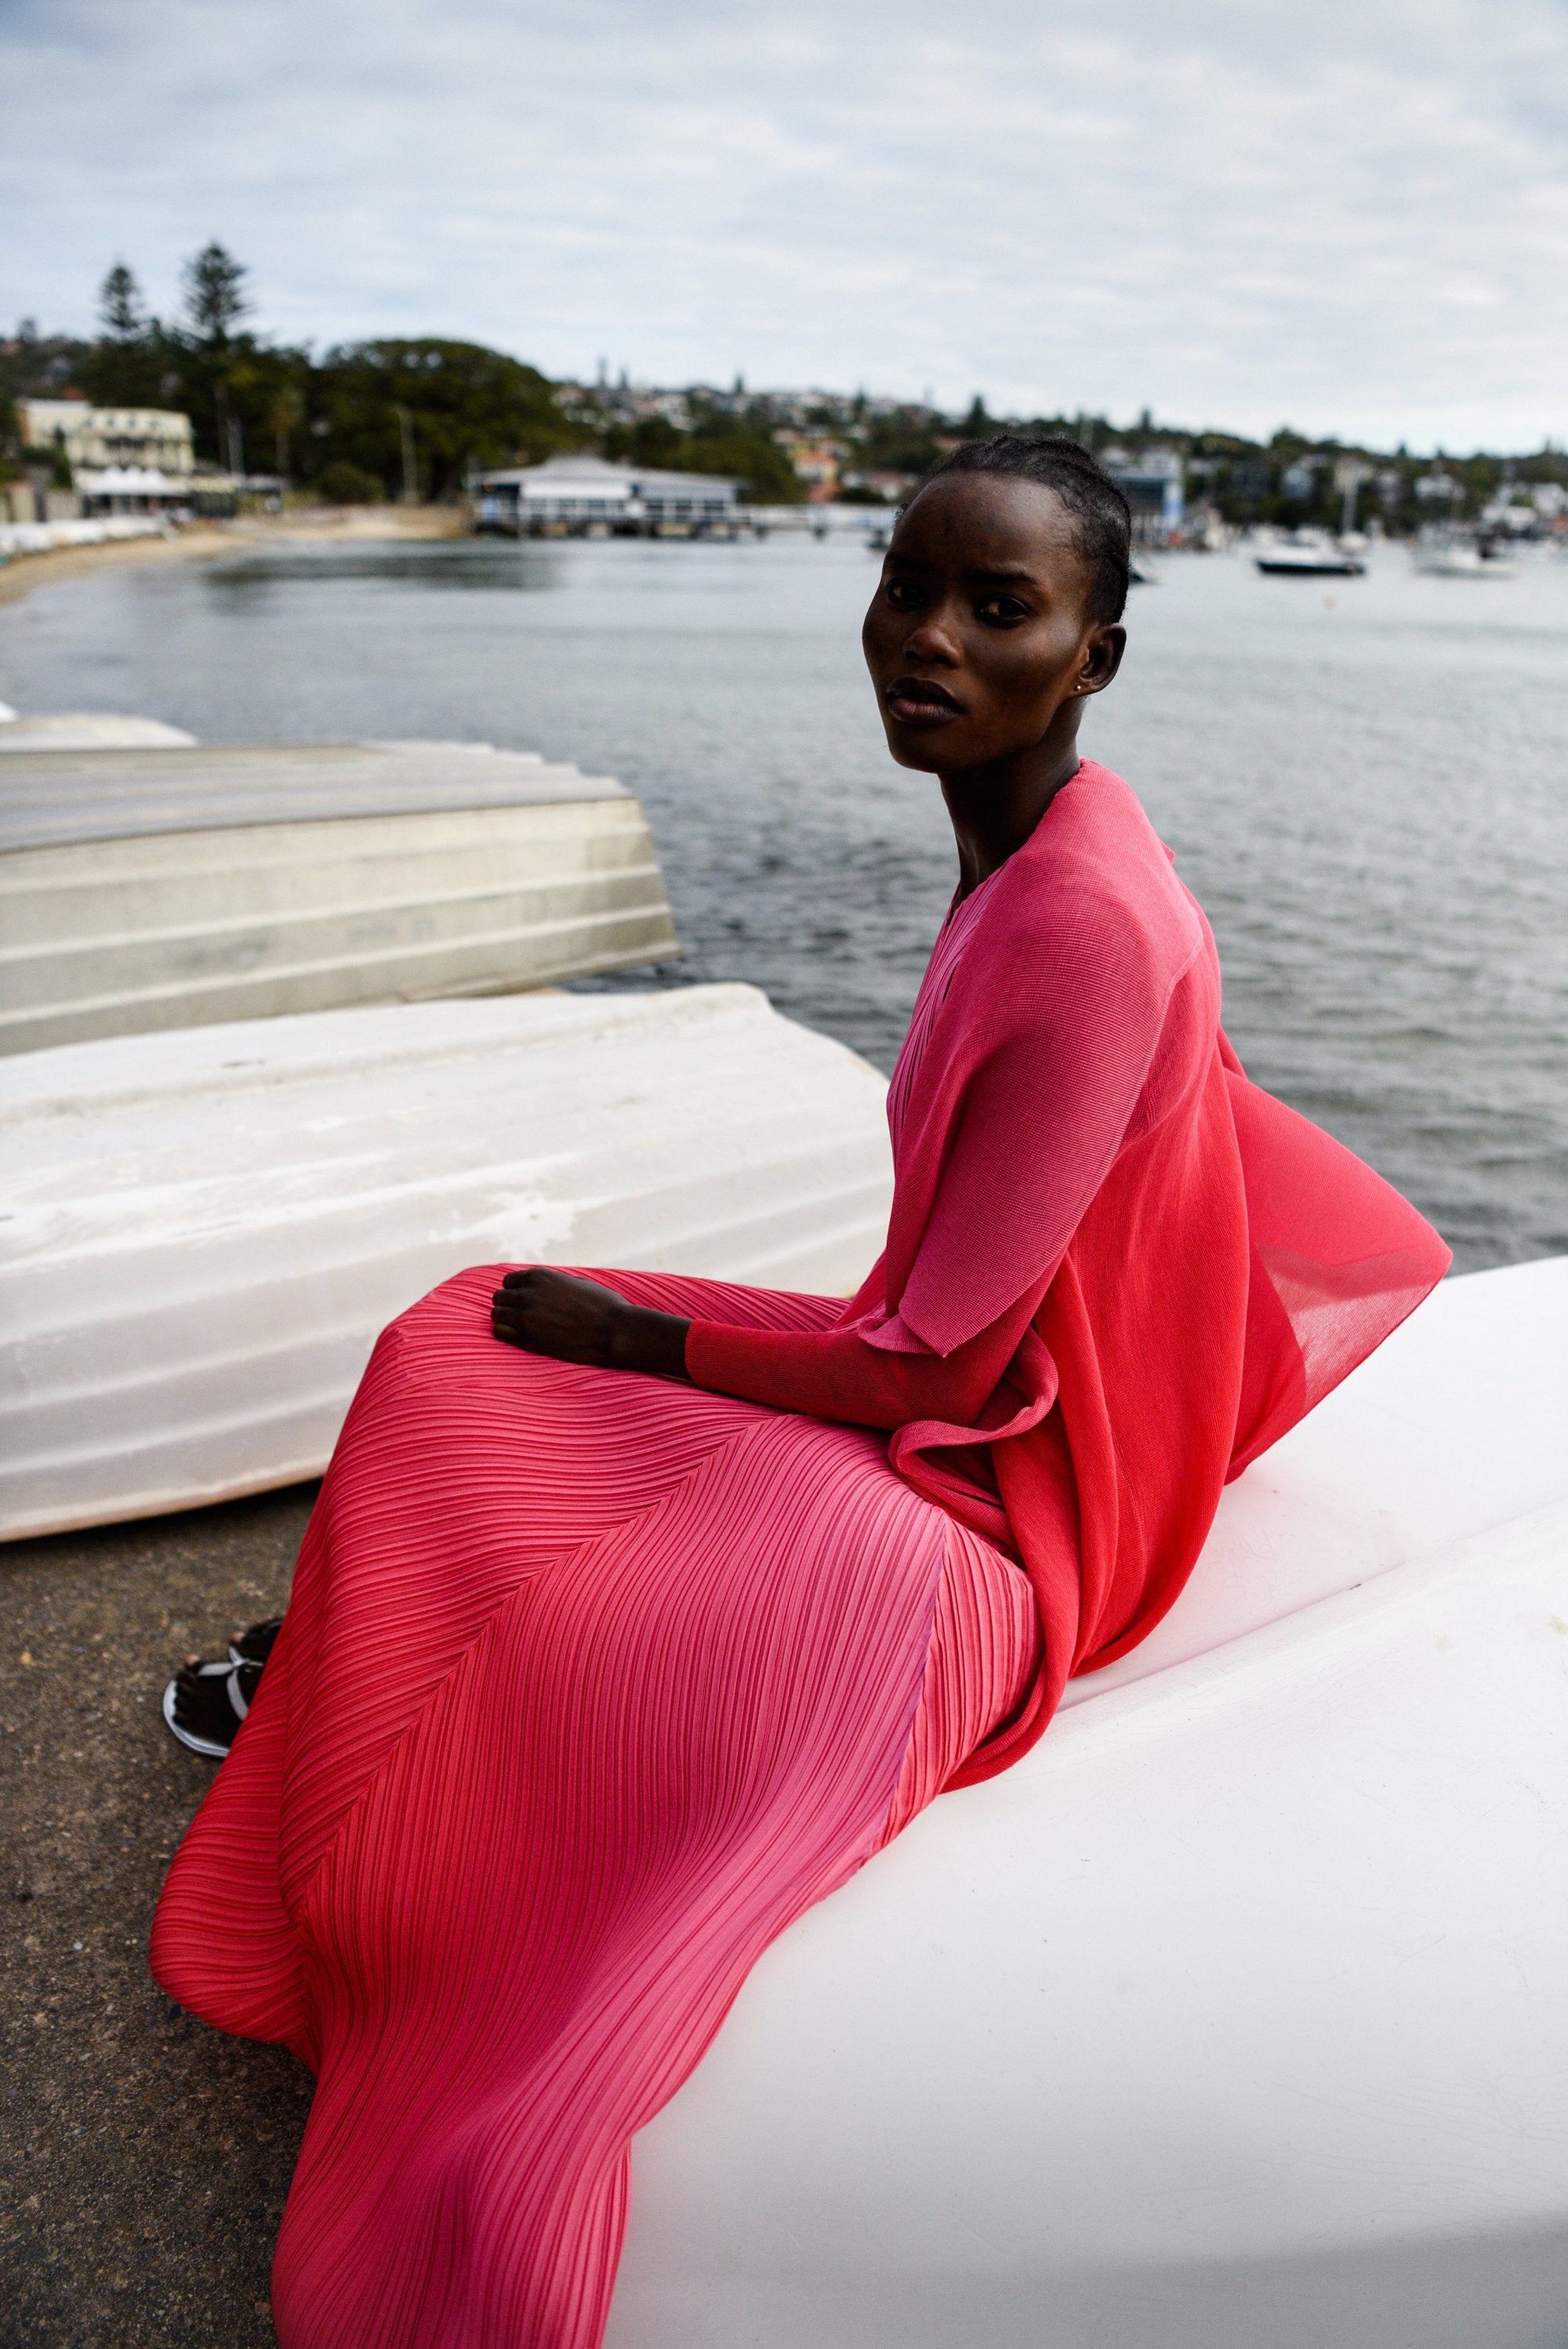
[879,886,1207,1358]
[684,1276,1047,1433]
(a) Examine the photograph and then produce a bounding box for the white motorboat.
[1412,528,1519,579]
[0,736,677,1055]
[605,1254,1568,2349]
[1253,532,1367,578]
[0,984,893,1541]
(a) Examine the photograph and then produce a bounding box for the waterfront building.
[1099,445,1185,545]
[473,454,740,536]
[19,398,196,515]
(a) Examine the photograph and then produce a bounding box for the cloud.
[2,0,1564,448]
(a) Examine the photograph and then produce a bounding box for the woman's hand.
[490,1268,691,1381]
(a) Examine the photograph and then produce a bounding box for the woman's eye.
[977,595,1028,623]
[884,577,918,608]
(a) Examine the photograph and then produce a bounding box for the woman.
[154,437,1449,2348]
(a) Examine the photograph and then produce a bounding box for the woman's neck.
[942,735,1084,902]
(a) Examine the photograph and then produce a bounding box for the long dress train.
[153,1267,1039,2349]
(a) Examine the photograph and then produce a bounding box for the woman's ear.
[1075,623,1127,697]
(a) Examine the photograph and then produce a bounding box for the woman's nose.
[904,609,960,665]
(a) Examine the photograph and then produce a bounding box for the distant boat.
[1412,528,1518,579]
[1254,532,1366,577]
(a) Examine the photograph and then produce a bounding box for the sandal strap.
[227,1663,258,1721]
[228,1617,284,1668]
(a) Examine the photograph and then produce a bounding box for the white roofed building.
[474,453,740,536]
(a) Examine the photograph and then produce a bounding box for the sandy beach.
[0,504,466,611]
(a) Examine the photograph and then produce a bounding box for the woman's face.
[861,472,1125,774]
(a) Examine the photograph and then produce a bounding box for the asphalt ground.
[1,1486,320,2348]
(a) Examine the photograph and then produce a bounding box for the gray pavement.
[2,1486,319,2347]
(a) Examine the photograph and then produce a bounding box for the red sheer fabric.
[688,761,1450,1784]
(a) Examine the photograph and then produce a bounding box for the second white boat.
[1,984,894,1542]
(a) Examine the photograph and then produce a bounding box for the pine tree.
[181,242,250,347]
[98,262,145,340]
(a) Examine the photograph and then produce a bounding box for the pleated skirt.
[152,1266,1039,2349]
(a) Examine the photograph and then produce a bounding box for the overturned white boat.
[0,711,198,751]
[0,984,893,1541]
[0,737,677,1055]
[606,1253,1568,2349]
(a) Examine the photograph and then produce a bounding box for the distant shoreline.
[0,504,466,612]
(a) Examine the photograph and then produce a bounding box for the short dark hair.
[911,433,1133,625]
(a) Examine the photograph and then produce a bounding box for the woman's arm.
[489,1265,1043,1432]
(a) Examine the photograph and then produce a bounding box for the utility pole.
[394,405,418,506]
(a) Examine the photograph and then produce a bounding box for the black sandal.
[162,1655,263,1759]
[228,1616,284,1671]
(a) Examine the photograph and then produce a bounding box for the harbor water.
[3,532,1566,1273]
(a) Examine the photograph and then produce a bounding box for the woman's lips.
[886,680,963,726]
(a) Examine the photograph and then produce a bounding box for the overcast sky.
[3,0,1565,450]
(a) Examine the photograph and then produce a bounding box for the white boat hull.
[0,740,678,1054]
[0,986,893,1541]
[1413,550,1519,577]
[604,1258,1568,2348]
[0,713,198,751]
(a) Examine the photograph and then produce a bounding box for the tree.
[307,339,579,500]
[269,383,305,486]
[683,427,800,503]
[181,241,249,347]
[314,459,383,506]
[99,263,146,340]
